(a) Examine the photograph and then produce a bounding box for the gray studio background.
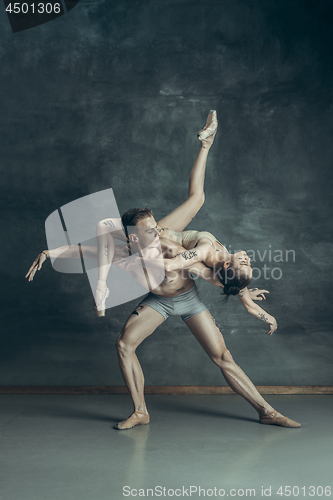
[1,0,332,386]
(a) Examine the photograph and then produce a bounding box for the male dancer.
[111,209,301,430]
[94,113,300,430]
[26,111,300,429]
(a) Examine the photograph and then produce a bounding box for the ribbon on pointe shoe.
[198,110,218,142]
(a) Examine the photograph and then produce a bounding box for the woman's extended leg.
[185,310,301,427]
[95,220,117,315]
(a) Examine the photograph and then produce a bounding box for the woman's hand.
[25,251,49,282]
[248,288,269,301]
[266,317,278,336]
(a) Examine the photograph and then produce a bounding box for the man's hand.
[25,251,48,282]
[248,288,269,301]
[266,317,278,336]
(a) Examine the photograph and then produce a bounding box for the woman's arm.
[238,287,277,335]
[25,245,98,282]
[186,262,223,288]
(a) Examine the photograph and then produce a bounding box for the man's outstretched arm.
[157,118,217,232]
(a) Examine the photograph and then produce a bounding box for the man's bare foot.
[114,411,150,430]
[259,410,301,428]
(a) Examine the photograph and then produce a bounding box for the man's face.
[130,216,160,249]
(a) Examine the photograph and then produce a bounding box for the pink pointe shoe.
[198,110,218,144]
[93,282,110,317]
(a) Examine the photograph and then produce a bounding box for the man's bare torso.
[113,237,195,297]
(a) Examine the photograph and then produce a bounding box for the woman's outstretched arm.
[25,245,98,282]
[238,287,277,335]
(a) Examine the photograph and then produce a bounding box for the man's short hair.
[121,207,153,240]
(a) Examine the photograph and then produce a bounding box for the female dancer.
[26,111,264,321]
[92,111,253,315]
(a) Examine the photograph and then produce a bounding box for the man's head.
[121,208,160,250]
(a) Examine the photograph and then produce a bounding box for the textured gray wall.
[1,0,332,386]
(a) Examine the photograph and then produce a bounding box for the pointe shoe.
[259,411,301,428]
[114,411,150,430]
[198,110,218,144]
[93,284,110,317]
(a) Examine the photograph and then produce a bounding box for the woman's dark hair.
[217,266,251,300]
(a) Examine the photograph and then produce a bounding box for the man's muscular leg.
[186,310,301,427]
[115,303,165,430]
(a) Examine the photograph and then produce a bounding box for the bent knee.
[116,336,134,358]
[221,349,234,362]
[211,348,234,365]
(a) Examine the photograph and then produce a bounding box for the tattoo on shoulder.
[181,250,197,261]
[103,219,115,227]
[258,313,269,322]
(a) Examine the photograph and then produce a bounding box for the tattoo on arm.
[103,220,115,227]
[104,244,109,256]
[181,250,197,261]
[238,290,245,297]
[258,313,269,322]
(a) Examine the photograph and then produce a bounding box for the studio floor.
[0,394,332,500]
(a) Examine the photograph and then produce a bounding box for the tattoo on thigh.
[181,250,197,261]
[131,305,144,316]
[210,313,222,334]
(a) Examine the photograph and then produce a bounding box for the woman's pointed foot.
[259,410,301,428]
[94,281,110,317]
[198,110,218,145]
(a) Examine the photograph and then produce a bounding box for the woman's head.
[217,251,252,297]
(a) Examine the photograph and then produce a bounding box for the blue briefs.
[141,284,208,322]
